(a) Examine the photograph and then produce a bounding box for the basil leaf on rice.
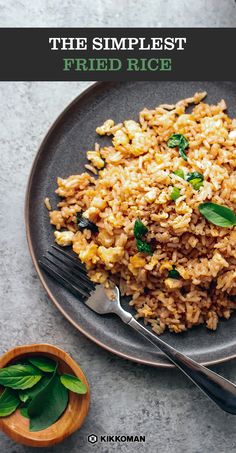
[168,266,181,279]
[199,203,236,227]
[170,187,181,201]
[136,239,153,255]
[167,134,189,161]
[134,219,148,239]
[173,169,185,179]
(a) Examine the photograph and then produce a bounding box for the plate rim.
[25,81,236,368]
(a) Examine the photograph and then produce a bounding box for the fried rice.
[48,92,236,335]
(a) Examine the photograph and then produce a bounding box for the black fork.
[39,245,236,415]
[39,245,95,300]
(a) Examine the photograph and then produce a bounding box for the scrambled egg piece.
[112,129,129,147]
[124,120,141,139]
[128,253,147,275]
[96,119,114,135]
[79,244,99,264]
[50,210,64,228]
[54,231,74,246]
[91,196,107,210]
[201,117,228,138]
[129,254,146,268]
[174,114,195,131]
[229,130,236,140]
[164,278,182,290]
[159,261,172,273]
[155,112,175,128]
[130,132,151,156]
[87,151,105,169]
[97,230,114,247]
[98,246,124,266]
[145,255,159,271]
[83,206,100,221]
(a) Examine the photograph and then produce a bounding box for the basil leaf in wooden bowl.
[0,344,90,447]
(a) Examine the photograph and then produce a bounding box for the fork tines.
[39,245,95,300]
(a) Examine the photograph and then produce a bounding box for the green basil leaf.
[0,364,42,390]
[28,373,68,432]
[189,178,203,190]
[170,187,181,201]
[168,266,181,279]
[179,148,187,161]
[134,219,148,239]
[0,388,20,417]
[167,135,180,147]
[167,134,187,149]
[18,392,28,403]
[60,374,87,395]
[199,203,236,227]
[28,357,56,373]
[173,169,185,179]
[167,134,189,161]
[136,239,153,255]
[18,376,51,403]
[20,407,29,418]
[190,178,203,190]
[186,172,204,190]
[20,403,30,419]
[186,172,204,182]
[179,135,189,151]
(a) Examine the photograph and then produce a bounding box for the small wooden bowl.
[0,344,90,447]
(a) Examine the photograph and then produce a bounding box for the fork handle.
[128,317,236,414]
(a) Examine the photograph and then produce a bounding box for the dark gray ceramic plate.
[25,81,236,368]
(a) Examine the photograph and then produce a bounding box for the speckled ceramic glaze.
[25,81,236,367]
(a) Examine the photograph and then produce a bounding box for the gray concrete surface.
[1,1,236,452]
[0,0,236,27]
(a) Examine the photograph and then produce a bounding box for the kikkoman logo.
[88,434,145,444]
[88,434,98,444]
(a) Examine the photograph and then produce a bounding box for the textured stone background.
[0,1,236,452]
[1,0,236,27]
